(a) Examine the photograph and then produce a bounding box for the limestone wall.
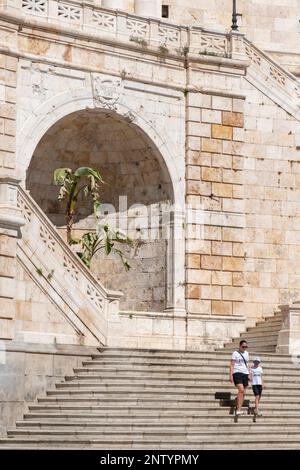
[13,259,95,345]
[0,51,19,342]
[185,57,300,329]
[0,343,97,436]
[0,54,16,173]
[164,0,300,70]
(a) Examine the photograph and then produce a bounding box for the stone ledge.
[2,340,99,356]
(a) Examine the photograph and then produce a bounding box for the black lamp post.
[231,0,239,31]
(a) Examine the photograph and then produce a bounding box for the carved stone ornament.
[92,75,124,110]
[123,111,136,123]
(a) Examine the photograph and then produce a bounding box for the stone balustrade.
[17,186,122,345]
[0,0,237,56]
[244,39,300,110]
[1,0,299,108]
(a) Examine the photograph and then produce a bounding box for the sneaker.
[256,411,263,416]
[236,410,245,416]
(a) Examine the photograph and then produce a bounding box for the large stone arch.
[18,86,186,314]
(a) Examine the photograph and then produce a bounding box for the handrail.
[244,38,300,107]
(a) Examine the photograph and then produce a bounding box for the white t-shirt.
[251,366,263,385]
[231,350,249,374]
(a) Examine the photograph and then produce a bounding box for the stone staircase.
[2,344,300,449]
[220,311,283,353]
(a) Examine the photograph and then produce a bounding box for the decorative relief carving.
[244,45,261,66]
[63,255,79,281]
[201,35,227,54]
[17,194,32,223]
[126,19,149,38]
[92,11,116,32]
[58,3,81,21]
[22,0,46,15]
[92,75,124,110]
[270,66,286,87]
[123,111,136,123]
[158,26,179,44]
[87,284,104,310]
[40,225,56,252]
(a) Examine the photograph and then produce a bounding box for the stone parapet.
[0,176,25,341]
[277,304,300,355]
[0,341,98,436]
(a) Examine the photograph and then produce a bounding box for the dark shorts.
[252,385,263,396]
[233,373,249,387]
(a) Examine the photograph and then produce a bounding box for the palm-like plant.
[54,167,103,244]
[78,224,133,270]
[54,166,132,271]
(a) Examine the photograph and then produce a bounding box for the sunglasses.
[241,345,248,348]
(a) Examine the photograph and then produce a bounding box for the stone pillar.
[164,209,186,314]
[134,0,161,18]
[0,54,17,173]
[276,305,300,355]
[102,0,133,12]
[0,177,25,340]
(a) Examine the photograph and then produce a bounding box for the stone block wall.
[0,53,19,342]
[13,261,87,345]
[186,92,245,320]
[240,81,300,324]
[0,343,97,436]
[163,0,300,70]
[0,54,17,173]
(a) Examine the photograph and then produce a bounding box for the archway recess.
[26,108,176,312]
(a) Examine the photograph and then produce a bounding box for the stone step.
[223,341,278,349]
[21,414,300,425]
[222,342,277,348]
[15,408,300,417]
[58,374,300,384]
[36,388,300,401]
[19,416,300,425]
[229,333,279,341]
[29,394,300,408]
[1,440,300,450]
[7,429,300,440]
[46,382,300,394]
[12,422,300,435]
[230,328,280,336]
[19,405,300,420]
[90,345,292,364]
[82,356,300,367]
[240,324,282,334]
[94,348,289,359]
[71,366,300,376]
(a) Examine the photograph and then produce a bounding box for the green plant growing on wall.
[54,166,132,271]
[77,225,133,270]
[36,267,43,276]
[200,49,225,58]
[159,45,169,55]
[129,36,148,48]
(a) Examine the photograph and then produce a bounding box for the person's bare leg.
[236,384,245,411]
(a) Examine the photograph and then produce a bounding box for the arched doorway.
[26,109,175,312]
